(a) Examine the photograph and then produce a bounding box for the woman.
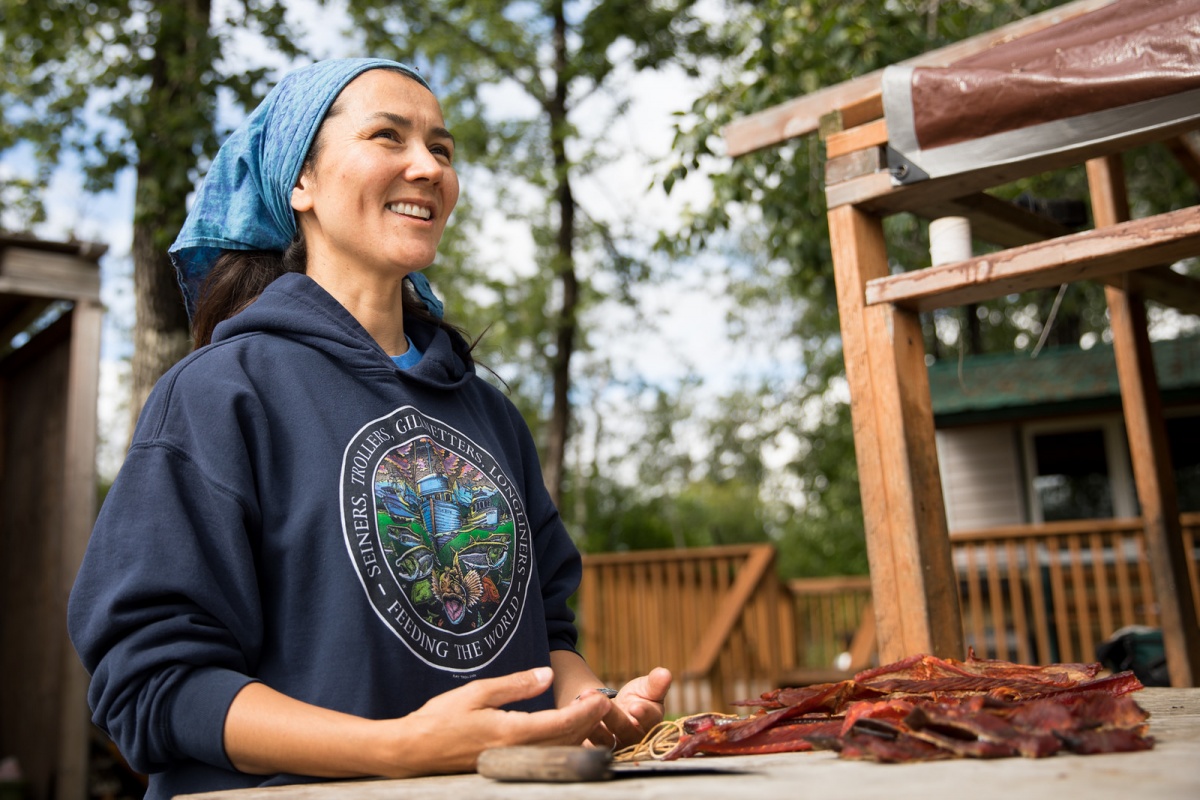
[68,58,670,798]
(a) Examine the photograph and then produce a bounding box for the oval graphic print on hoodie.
[341,405,532,671]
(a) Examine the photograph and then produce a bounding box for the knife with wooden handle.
[477,746,614,782]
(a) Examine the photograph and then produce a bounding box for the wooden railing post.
[684,546,775,681]
[1088,155,1200,687]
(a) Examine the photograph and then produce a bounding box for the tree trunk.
[128,220,193,433]
[542,1,576,510]
[127,0,213,438]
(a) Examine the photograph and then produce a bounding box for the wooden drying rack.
[721,0,1200,685]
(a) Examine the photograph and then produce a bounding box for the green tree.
[342,0,737,510]
[659,0,1119,576]
[1,0,304,436]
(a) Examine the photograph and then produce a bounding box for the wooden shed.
[723,0,1200,684]
[0,234,105,800]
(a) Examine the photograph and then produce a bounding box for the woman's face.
[291,69,458,283]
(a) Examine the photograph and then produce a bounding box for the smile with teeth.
[387,202,432,220]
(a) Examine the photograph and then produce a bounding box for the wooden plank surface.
[175,688,1200,799]
[0,247,101,301]
[824,146,886,186]
[864,205,1200,312]
[818,92,884,140]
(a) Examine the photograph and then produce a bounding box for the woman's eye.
[372,129,400,142]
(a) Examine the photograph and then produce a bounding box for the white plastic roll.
[929,216,972,266]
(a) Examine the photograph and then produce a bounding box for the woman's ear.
[291,172,315,213]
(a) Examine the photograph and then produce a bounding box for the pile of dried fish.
[614,650,1154,763]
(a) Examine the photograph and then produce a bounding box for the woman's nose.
[405,146,445,182]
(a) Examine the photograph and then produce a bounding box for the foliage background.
[3,0,1198,584]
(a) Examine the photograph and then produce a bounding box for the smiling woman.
[290,71,460,355]
[66,58,670,800]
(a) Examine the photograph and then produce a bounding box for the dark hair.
[190,241,304,348]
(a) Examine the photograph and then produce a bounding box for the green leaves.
[650,0,1133,577]
[0,0,301,232]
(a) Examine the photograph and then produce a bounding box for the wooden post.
[827,203,964,663]
[1087,155,1200,686]
[58,299,104,800]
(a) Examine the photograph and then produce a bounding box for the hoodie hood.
[211,272,474,391]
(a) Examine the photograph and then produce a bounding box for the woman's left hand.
[596,667,673,749]
[548,651,672,749]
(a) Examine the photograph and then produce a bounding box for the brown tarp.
[883,0,1200,182]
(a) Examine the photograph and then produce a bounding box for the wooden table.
[180,688,1200,800]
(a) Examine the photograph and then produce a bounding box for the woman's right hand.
[225,667,610,780]
[378,666,611,776]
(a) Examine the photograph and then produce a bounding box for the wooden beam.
[1088,155,1200,688]
[824,118,889,160]
[826,117,1200,216]
[723,0,1122,156]
[864,205,1200,312]
[824,146,887,186]
[828,204,963,663]
[0,247,101,302]
[1097,265,1200,317]
[818,92,884,140]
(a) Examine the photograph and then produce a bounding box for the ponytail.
[190,237,304,349]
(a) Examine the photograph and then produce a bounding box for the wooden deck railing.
[576,514,1200,715]
[952,513,1200,665]
[781,576,874,685]
[577,544,786,715]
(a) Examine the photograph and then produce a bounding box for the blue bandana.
[168,58,445,319]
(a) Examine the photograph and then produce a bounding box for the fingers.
[398,670,612,774]
[453,666,555,710]
[516,690,611,747]
[472,668,612,746]
[620,667,672,704]
[585,727,616,750]
[640,667,673,703]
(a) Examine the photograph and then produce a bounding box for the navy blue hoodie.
[68,273,582,798]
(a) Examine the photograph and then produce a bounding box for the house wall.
[938,405,1200,531]
[936,425,1026,531]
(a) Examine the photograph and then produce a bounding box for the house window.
[1023,418,1136,523]
[1031,429,1112,521]
[1167,413,1200,513]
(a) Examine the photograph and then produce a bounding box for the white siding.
[936,425,1026,532]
